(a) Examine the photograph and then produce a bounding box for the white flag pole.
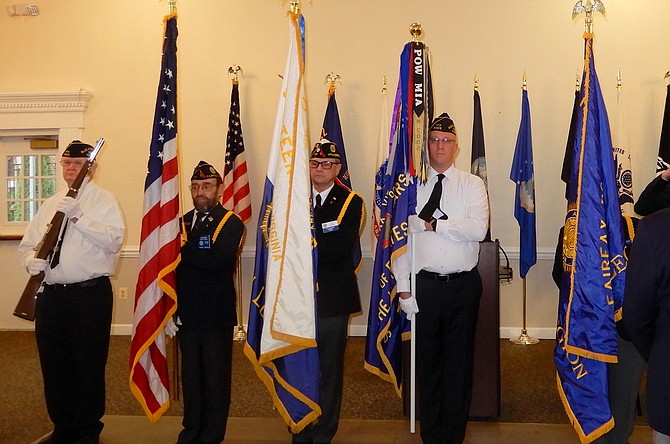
[410,232,417,433]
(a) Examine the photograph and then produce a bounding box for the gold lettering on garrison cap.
[429,112,457,135]
[191,160,222,182]
[310,138,340,159]
[62,140,94,158]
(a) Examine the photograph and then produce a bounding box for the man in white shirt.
[18,140,125,444]
[397,113,489,444]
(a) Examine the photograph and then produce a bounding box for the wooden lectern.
[402,239,501,418]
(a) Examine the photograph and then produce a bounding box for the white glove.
[165,318,179,338]
[26,257,48,276]
[399,295,419,321]
[56,196,83,219]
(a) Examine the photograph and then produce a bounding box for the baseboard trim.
[111,323,556,340]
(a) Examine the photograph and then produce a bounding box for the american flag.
[222,82,251,223]
[129,14,180,422]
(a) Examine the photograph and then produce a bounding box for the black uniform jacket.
[314,183,365,318]
[176,203,244,330]
[623,208,670,435]
[634,174,670,216]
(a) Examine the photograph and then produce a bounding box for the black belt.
[44,276,107,292]
[418,269,469,282]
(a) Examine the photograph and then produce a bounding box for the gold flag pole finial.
[522,72,527,91]
[290,0,300,14]
[572,0,605,34]
[474,74,479,92]
[228,65,242,85]
[168,0,177,15]
[616,69,622,93]
[382,75,387,95]
[409,23,424,42]
[324,72,342,96]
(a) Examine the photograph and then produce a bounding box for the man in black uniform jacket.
[634,168,670,216]
[292,140,365,444]
[175,161,244,444]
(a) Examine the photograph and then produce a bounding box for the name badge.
[322,220,339,233]
[197,235,211,249]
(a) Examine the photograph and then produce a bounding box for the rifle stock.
[13,138,105,321]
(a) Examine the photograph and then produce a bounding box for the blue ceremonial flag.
[364,41,424,394]
[243,11,321,433]
[320,88,362,271]
[510,88,536,279]
[554,33,626,443]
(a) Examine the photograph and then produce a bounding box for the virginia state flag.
[243,11,320,433]
[364,42,420,394]
[510,88,536,279]
[320,88,362,271]
[554,32,627,443]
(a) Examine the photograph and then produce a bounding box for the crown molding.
[0,90,93,114]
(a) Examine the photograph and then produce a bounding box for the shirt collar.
[313,183,335,201]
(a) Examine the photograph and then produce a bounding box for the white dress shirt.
[19,181,125,284]
[395,165,489,293]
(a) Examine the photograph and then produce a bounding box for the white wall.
[2,0,669,336]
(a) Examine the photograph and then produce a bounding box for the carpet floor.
[0,332,648,444]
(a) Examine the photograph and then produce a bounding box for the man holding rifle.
[18,140,125,444]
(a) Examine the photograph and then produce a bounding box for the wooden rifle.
[13,138,105,321]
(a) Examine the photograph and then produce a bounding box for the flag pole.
[167,0,181,401]
[510,73,538,346]
[510,277,539,345]
[226,64,248,342]
[407,20,424,436]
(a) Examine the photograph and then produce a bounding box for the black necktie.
[50,220,68,268]
[192,212,206,231]
[419,174,445,222]
[315,194,322,210]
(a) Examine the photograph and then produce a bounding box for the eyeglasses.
[60,159,87,167]
[428,137,457,145]
[189,183,217,192]
[309,160,340,170]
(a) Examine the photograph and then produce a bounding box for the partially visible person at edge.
[172,161,244,444]
[18,140,126,444]
[396,113,489,444]
[552,215,645,444]
[634,168,670,216]
[291,139,365,444]
[622,208,670,444]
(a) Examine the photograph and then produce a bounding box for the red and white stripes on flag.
[129,14,180,422]
[222,82,251,223]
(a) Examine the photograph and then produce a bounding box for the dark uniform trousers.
[35,277,113,443]
[177,328,234,444]
[415,269,482,444]
[292,314,349,444]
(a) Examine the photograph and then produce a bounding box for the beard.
[193,195,218,213]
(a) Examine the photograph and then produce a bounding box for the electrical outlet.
[118,287,128,300]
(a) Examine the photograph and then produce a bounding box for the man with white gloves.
[18,140,125,444]
[395,113,489,444]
